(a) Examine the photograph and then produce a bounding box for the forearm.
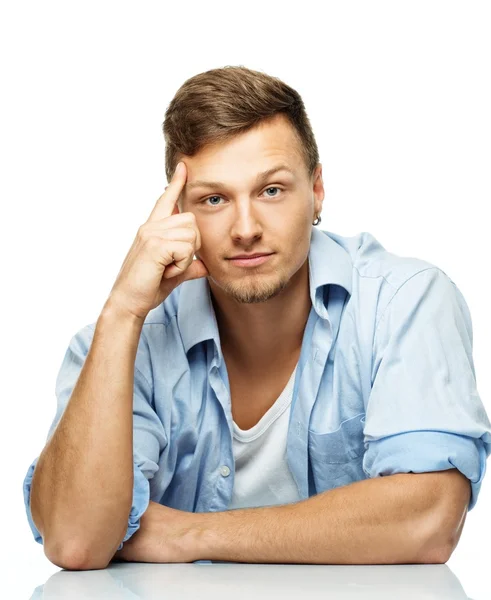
[196,472,454,564]
[30,301,144,568]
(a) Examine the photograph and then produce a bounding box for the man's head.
[162,66,324,304]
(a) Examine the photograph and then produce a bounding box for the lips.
[228,253,274,267]
[228,253,273,259]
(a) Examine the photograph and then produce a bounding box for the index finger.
[146,161,187,223]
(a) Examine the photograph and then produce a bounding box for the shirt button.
[220,465,230,477]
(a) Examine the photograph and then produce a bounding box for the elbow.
[45,542,91,570]
[45,534,123,570]
[417,511,465,564]
[41,515,129,570]
[416,478,469,564]
[419,541,453,564]
[419,522,463,564]
[45,542,110,571]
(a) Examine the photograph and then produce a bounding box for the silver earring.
[313,214,322,226]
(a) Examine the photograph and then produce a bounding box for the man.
[23,66,491,569]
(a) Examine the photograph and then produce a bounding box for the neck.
[211,260,311,372]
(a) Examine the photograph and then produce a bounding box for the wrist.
[183,512,216,562]
[99,298,146,330]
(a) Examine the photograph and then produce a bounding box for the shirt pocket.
[308,413,368,492]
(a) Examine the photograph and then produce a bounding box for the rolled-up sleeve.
[363,267,491,510]
[22,324,168,551]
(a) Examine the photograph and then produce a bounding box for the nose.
[230,203,263,243]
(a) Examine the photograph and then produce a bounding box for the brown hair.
[162,65,320,184]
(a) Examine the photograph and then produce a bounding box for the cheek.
[288,227,312,258]
[195,237,215,261]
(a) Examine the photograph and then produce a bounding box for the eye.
[202,195,223,206]
[201,186,283,206]
[264,186,281,197]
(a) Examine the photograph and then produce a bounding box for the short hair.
[162,65,320,183]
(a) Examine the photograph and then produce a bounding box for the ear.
[313,163,324,216]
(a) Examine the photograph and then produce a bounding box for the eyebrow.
[185,164,296,192]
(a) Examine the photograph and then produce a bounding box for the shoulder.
[341,230,440,289]
[337,230,455,306]
[322,230,464,335]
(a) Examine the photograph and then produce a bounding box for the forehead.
[181,115,305,190]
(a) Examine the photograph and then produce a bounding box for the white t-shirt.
[228,362,302,510]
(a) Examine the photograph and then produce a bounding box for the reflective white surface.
[25,563,475,600]
[8,529,488,600]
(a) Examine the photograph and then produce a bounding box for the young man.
[23,66,491,569]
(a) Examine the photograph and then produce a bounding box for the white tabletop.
[4,550,484,600]
[21,561,484,600]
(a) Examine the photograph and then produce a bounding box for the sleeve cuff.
[23,457,151,551]
[116,461,151,551]
[22,458,43,544]
[362,430,489,510]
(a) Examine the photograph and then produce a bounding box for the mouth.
[227,253,274,267]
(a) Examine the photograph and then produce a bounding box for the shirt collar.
[177,227,353,356]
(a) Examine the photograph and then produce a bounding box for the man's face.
[178,114,324,304]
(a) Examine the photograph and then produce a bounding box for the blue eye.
[204,195,223,206]
[202,187,282,206]
[264,187,281,197]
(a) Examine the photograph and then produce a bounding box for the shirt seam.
[372,266,442,342]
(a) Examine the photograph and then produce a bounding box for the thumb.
[181,258,210,282]
[163,258,209,284]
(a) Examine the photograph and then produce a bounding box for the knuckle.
[137,224,149,240]
[148,236,162,250]
[142,235,161,251]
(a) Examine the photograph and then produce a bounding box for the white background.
[1,1,490,598]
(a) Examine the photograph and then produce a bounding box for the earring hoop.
[313,215,322,226]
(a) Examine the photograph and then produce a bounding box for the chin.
[212,270,290,304]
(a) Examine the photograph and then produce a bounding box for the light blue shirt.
[23,227,491,561]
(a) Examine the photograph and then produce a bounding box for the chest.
[226,362,298,431]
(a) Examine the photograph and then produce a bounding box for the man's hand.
[111,500,202,564]
[106,160,209,322]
